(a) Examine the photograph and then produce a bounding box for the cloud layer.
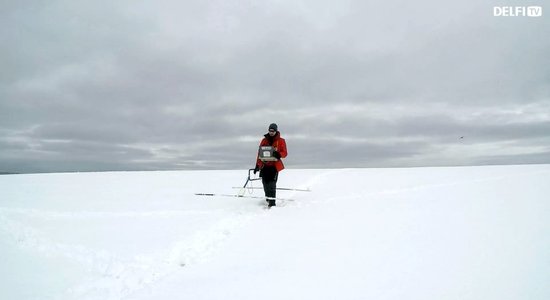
[1,0,549,173]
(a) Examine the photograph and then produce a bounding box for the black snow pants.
[260,166,278,207]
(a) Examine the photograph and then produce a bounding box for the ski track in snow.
[0,168,341,300]
[0,170,344,300]
[285,169,347,206]
[0,206,260,300]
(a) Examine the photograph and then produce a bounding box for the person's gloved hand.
[273,151,281,159]
[254,165,260,174]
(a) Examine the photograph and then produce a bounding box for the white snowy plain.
[1,165,549,300]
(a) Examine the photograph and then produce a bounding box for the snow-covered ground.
[1,165,549,300]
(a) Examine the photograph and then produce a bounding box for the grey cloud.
[473,151,550,166]
[1,0,549,173]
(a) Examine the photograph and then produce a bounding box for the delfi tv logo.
[493,6,543,17]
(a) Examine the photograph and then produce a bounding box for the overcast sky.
[1,0,549,173]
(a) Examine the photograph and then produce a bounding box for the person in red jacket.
[254,123,287,207]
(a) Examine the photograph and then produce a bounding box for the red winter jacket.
[256,131,287,172]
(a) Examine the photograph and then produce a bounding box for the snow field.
[1,165,549,300]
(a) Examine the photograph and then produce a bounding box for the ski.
[194,193,295,201]
[232,187,311,192]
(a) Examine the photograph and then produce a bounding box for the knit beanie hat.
[268,123,278,131]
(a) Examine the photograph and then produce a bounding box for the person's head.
[268,123,278,136]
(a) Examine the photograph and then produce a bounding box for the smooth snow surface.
[1,165,549,300]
